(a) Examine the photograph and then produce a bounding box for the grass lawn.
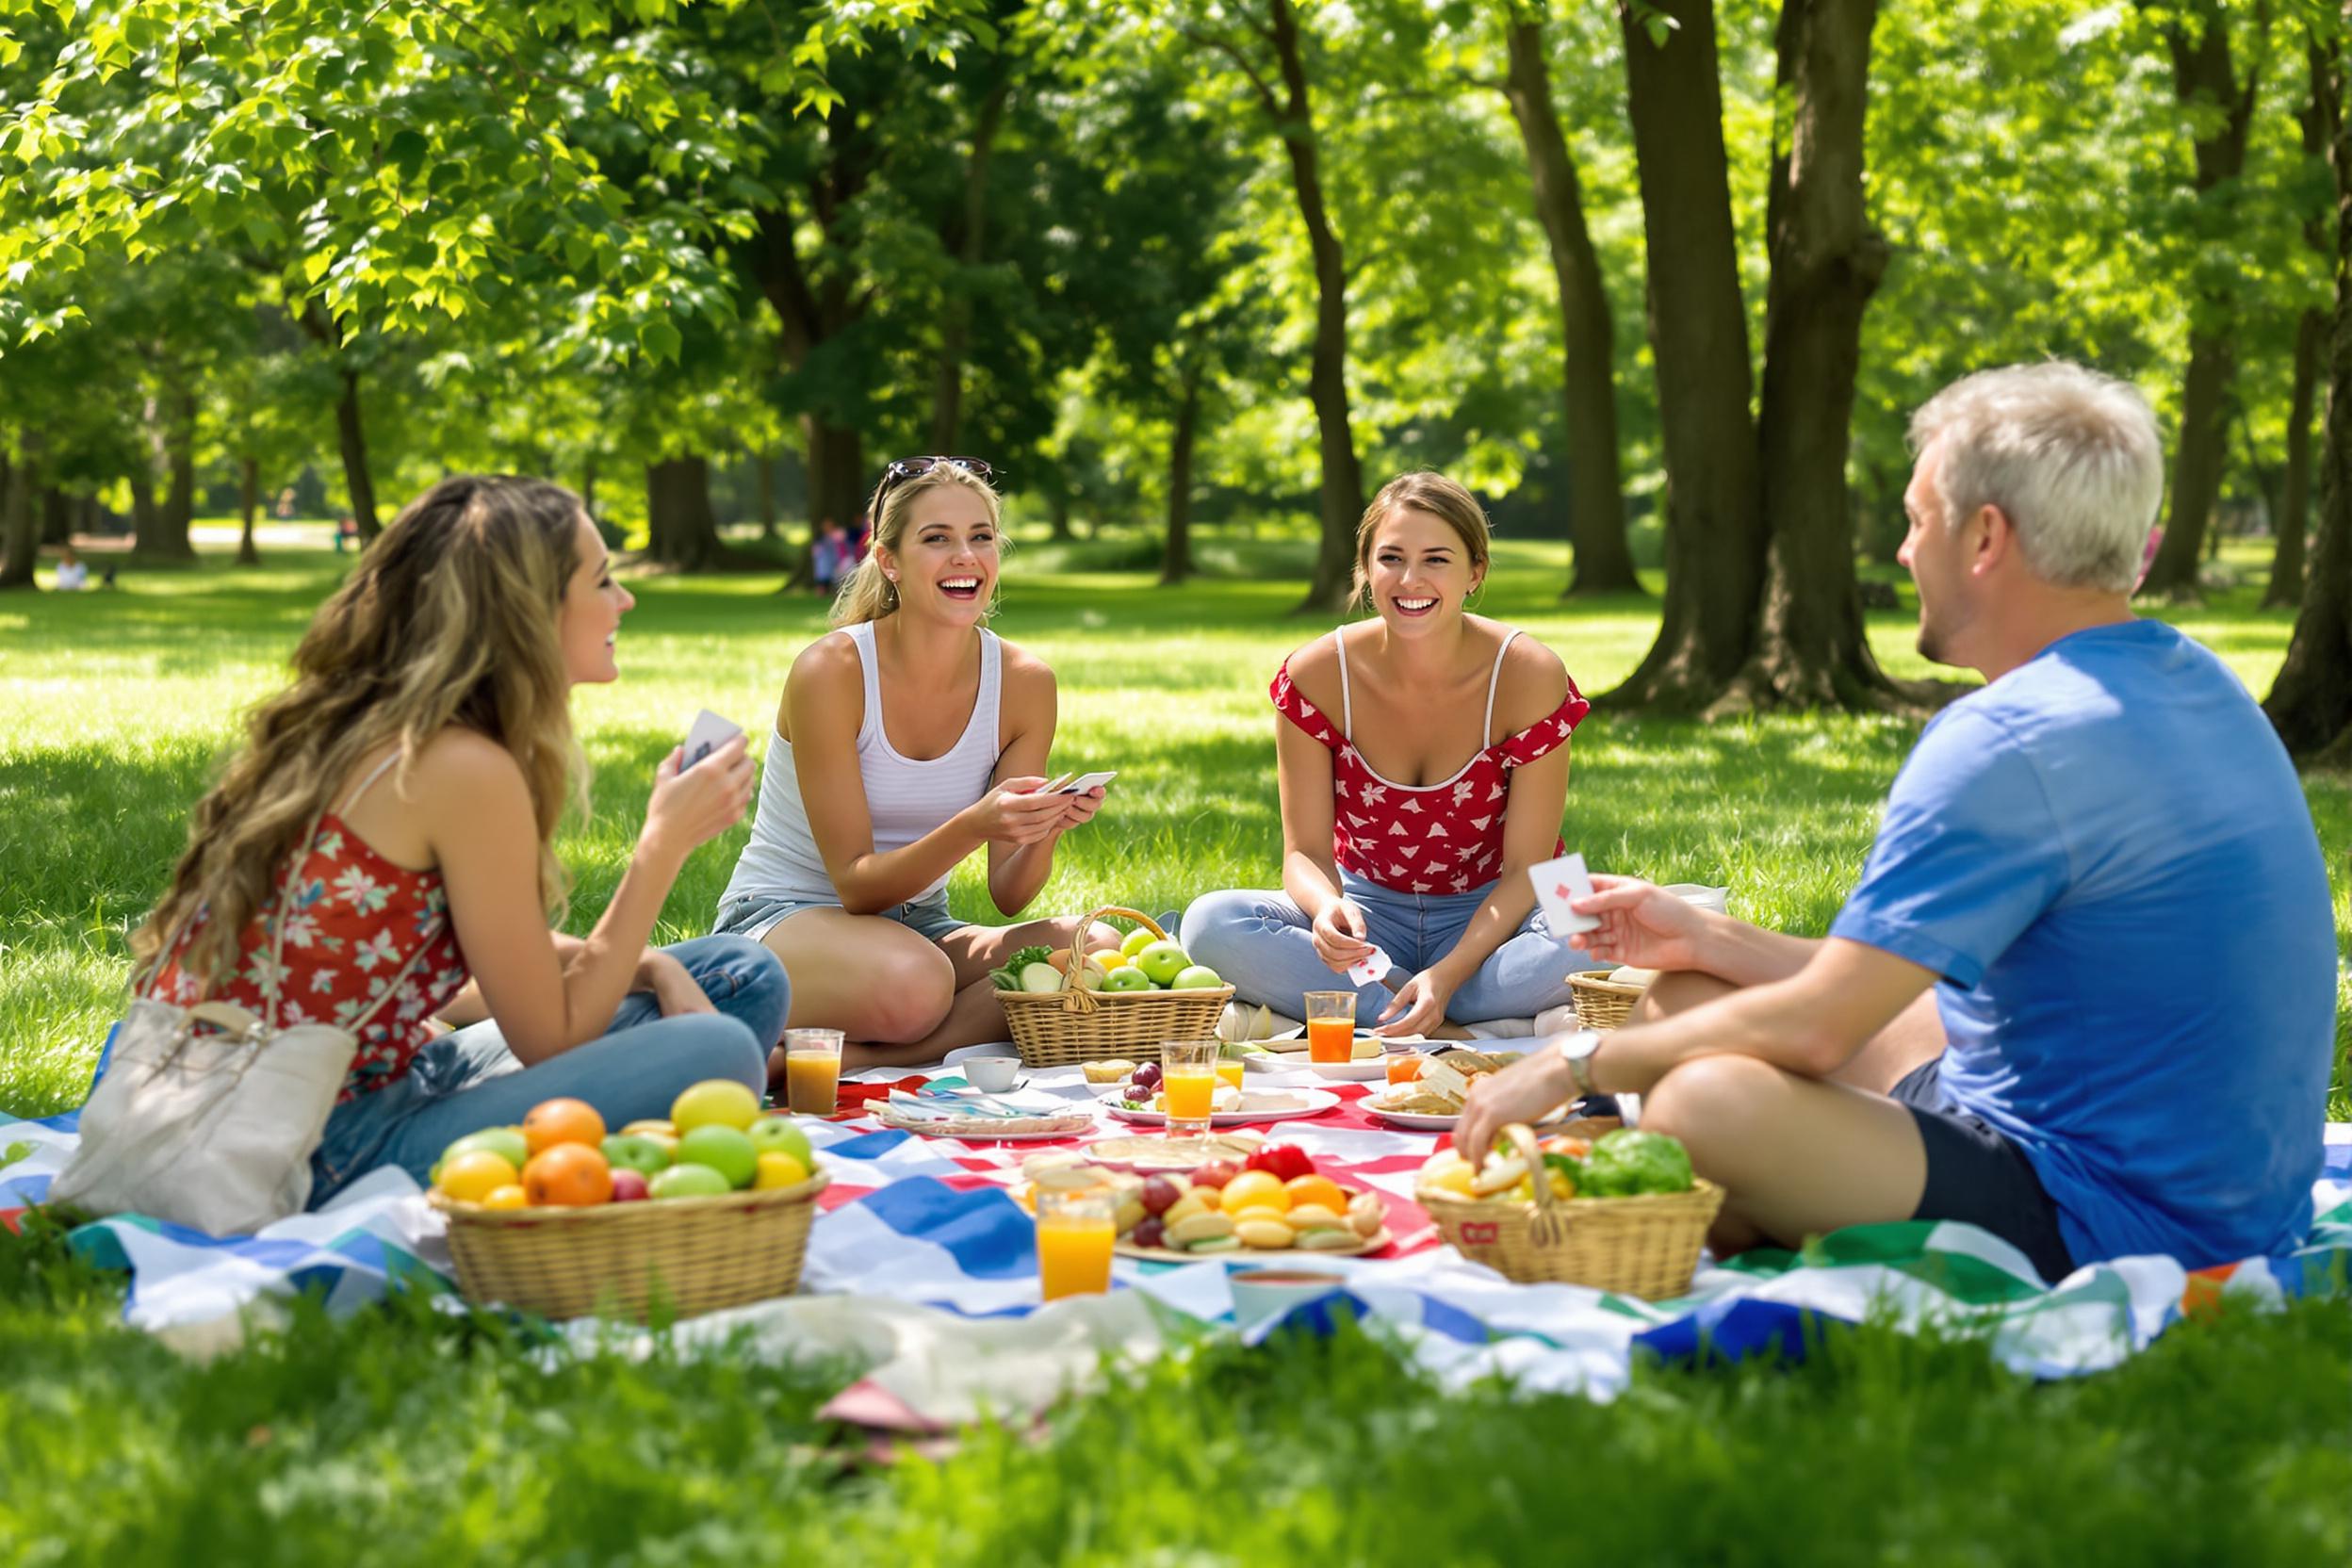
[2,527,2346,1562]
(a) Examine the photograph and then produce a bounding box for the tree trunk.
[1049,481,1074,541]
[2138,0,2265,598]
[1501,17,1640,597]
[645,455,727,572]
[237,454,262,566]
[755,450,778,540]
[332,368,381,543]
[2266,41,2340,609]
[2263,19,2350,760]
[1257,0,1365,612]
[1605,0,1767,709]
[155,384,198,557]
[1161,368,1203,586]
[932,75,1011,455]
[41,484,71,545]
[1734,0,1902,711]
[0,439,35,589]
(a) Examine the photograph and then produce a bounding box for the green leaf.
[638,318,681,361]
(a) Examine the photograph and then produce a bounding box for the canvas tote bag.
[50,817,445,1236]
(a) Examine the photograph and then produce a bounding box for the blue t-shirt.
[1829,620,2333,1269]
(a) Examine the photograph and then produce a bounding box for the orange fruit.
[1283,1174,1348,1214]
[1217,1169,1290,1215]
[523,1097,607,1154]
[436,1150,521,1203]
[522,1143,613,1207]
[482,1184,530,1211]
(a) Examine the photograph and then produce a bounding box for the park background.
[3,1,2350,1561]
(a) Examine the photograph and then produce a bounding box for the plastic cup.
[783,1028,842,1116]
[1161,1038,1219,1138]
[1036,1184,1116,1301]
[1304,990,1356,1063]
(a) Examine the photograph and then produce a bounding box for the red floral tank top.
[1271,628,1590,894]
[144,818,470,1103]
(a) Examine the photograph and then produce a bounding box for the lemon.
[754,1151,811,1190]
[437,1150,521,1204]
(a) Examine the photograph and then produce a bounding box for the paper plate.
[1104,1088,1339,1128]
[871,1109,1095,1141]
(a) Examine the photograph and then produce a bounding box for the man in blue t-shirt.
[1457,362,2333,1278]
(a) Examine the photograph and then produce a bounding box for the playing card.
[1347,946,1396,987]
[680,709,743,773]
[1528,852,1601,936]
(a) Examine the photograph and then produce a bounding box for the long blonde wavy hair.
[830,460,1004,628]
[134,476,590,985]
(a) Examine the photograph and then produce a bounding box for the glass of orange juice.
[1214,1057,1245,1091]
[1160,1038,1219,1138]
[782,1028,843,1116]
[1304,990,1357,1064]
[1036,1184,1116,1301]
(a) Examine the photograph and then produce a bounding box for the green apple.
[1119,925,1158,960]
[1134,939,1191,987]
[747,1116,814,1168]
[647,1163,732,1200]
[600,1134,672,1178]
[671,1078,761,1135]
[675,1124,759,1189]
[441,1127,529,1173]
[1101,964,1152,993]
[1170,964,1224,989]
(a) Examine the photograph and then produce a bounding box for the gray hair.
[1907,362,2164,593]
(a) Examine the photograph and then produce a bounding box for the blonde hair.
[1908,362,2164,593]
[135,475,590,985]
[1352,472,1494,606]
[830,461,1005,628]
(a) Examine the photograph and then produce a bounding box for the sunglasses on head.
[874,455,992,507]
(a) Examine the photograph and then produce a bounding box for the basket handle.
[1048,906,1170,1012]
[1500,1121,1571,1243]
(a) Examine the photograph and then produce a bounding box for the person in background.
[53,545,88,592]
[714,457,1112,1071]
[1455,363,2333,1280]
[1181,471,1597,1038]
[810,515,850,596]
[132,476,786,1204]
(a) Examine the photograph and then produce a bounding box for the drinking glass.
[1160,1037,1219,1138]
[782,1027,843,1116]
[1035,1184,1116,1301]
[1304,990,1357,1064]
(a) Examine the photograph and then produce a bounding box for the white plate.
[1364,1105,1461,1132]
[871,1110,1094,1141]
[1104,1088,1339,1127]
[1307,1057,1390,1082]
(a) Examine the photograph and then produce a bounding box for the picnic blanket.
[5,1057,2347,1429]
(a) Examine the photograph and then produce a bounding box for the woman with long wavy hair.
[135,475,785,1204]
[713,457,1110,1071]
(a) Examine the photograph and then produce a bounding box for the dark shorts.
[1889,1057,2077,1283]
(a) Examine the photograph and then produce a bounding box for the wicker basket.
[1567,970,1647,1032]
[1418,1123,1722,1298]
[1000,906,1234,1069]
[430,1170,829,1322]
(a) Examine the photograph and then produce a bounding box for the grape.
[1139,1176,1179,1216]
[1131,1216,1167,1250]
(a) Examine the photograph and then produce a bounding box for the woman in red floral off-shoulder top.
[1181,472,1600,1037]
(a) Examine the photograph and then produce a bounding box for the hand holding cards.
[1347,945,1397,988]
[1039,769,1117,796]
[680,709,743,773]
[1528,852,1602,937]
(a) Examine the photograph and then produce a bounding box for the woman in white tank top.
[714,458,1113,1072]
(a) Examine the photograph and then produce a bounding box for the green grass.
[2,528,2346,1562]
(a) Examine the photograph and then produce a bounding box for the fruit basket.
[1000,906,1233,1069]
[1417,1123,1721,1299]
[431,1169,829,1322]
[1567,970,1646,1032]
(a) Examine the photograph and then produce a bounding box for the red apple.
[1192,1160,1238,1190]
[610,1168,650,1202]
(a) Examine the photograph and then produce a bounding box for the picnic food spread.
[1022,1143,1387,1258]
[1364,1047,1523,1118]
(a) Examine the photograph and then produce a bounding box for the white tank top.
[721,621,1003,907]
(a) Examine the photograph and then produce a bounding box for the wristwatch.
[1554,1028,1603,1099]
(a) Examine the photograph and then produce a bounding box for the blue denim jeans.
[1179,870,1605,1027]
[307,935,789,1206]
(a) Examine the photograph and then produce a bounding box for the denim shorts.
[1891,1056,2077,1283]
[712,886,968,945]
